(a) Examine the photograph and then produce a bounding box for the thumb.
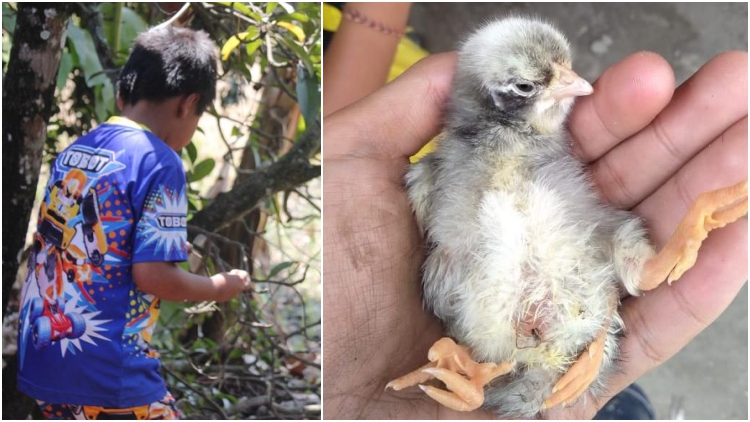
[229,269,248,280]
[324,52,457,160]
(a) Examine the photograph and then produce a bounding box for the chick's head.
[452,17,593,135]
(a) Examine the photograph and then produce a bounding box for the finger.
[591,51,748,209]
[324,52,457,160]
[636,116,747,247]
[568,52,675,163]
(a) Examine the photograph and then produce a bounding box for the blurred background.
[324,2,747,419]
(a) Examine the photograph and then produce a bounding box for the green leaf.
[100,79,115,119]
[221,27,259,61]
[245,38,261,57]
[66,24,108,86]
[188,158,215,183]
[216,2,261,21]
[186,141,197,164]
[66,22,115,120]
[98,3,147,65]
[55,51,73,91]
[187,194,201,212]
[296,63,320,126]
[2,29,12,68]
[266,2,277,14]
[2,2,16,34]
[276,34,313,74]
[268,261,295,279]
[277,12,310,23]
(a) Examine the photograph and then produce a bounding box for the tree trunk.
[3,3,71,316]
[2,5,71,418]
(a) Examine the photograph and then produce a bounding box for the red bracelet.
[342,7,406,37]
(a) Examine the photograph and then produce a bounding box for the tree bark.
[2,4,71,317]
[2,5,72,419]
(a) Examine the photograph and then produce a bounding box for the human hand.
[322,50,747,419]
[211,269,252,302]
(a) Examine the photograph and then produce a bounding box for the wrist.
[341,3,411,37]
[209,273,226,301]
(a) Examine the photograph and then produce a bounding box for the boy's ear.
[178,94,201,117]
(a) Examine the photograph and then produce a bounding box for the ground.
[408,3,748,419]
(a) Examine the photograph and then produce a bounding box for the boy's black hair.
[118,27,217,114]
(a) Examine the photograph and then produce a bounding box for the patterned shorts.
[36,392,180,420]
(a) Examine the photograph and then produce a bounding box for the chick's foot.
[386,337,514,411]
[640,180,748,291]
[544,325,607,409]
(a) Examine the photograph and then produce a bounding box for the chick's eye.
[514,83,535,94]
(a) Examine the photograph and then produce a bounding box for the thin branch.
[269,63,298,102]
[162,365,228,419]
[154,2,192,30]
[284,319,321,340]
[266,338,320,369]
[74,3,119,87]
[265,32,290,67]
[214,112,295,146]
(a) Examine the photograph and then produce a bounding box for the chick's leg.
[386,338,463,391]
[385,361,437,391]
[544,317,609,409]
[386,337,514,411]
[640,180,748,291]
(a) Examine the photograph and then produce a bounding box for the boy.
[17,27,250,419]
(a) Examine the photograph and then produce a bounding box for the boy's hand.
[211,269,252,302]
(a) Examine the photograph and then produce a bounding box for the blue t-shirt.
[17,117,189,407]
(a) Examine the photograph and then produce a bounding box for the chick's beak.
[551,63,593,101]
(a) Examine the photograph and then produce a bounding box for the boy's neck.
[119,99,182,151]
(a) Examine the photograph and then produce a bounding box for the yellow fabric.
[106,116,152,132]
[323,3,341,32]
[323,3,434,162]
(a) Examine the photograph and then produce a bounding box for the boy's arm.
[133,262,250,302]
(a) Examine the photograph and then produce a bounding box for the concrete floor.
[409,3,748,419]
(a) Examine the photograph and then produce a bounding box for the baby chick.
[386,17,748,418]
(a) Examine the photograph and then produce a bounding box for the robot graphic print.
[19,146,126,359]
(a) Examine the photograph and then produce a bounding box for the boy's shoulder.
[73,117,183,169]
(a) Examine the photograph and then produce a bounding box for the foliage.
[2,2,320,419]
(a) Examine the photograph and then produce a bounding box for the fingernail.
[551,385,559,393]
[422,368,437,375]
[418,384,428,393]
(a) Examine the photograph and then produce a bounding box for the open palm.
[323,51,747,419]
